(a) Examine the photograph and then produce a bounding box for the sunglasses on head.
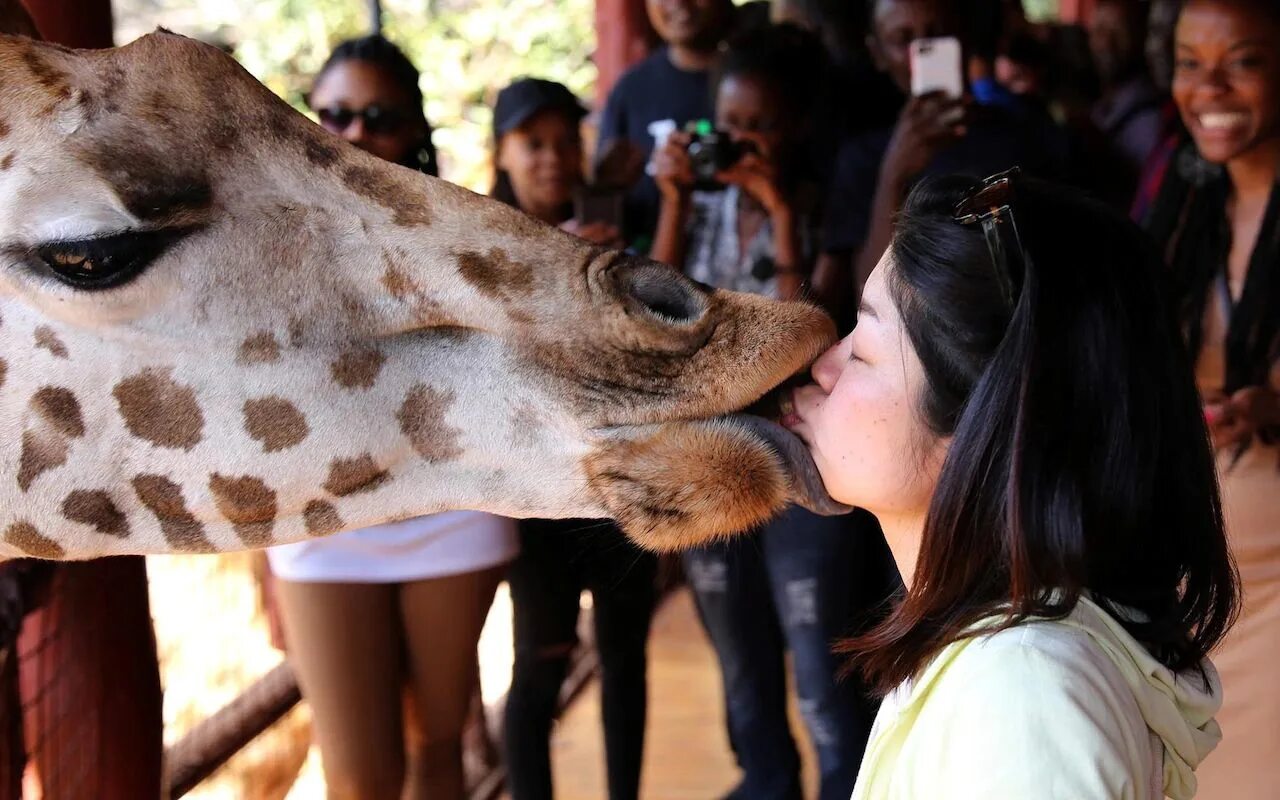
[953,167,1028,309]
[315,105,411,136]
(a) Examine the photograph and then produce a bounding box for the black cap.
[493,78,587,136]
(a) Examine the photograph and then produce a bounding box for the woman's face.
[714,74,788,156]
[1173,0,1280,165]
[497,110,583,214]
[786,255,947,518]
[309,60,424,165]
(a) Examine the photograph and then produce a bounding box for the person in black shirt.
[813,0,1066,321]
[595,0,734,248]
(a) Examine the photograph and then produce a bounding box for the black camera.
[684,120,753,187]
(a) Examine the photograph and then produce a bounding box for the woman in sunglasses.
[1141,1,1280,796]
[265,35,517,799]
[308,34,439,176]
[783,170,1239,799]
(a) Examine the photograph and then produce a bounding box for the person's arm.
[853,170,911,289]
[594,75,629,165]
[769,205,805,301]
[720,146,807,301]
[854,94,968,290]
[810,251,852,320]
[647,132,695,269]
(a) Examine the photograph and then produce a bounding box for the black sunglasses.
[315,105,411,136]
[953,167,1028,309]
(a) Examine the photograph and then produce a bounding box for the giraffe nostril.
[622,262,707,325]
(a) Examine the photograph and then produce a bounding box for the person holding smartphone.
[813,0,1067,318]
[488,77,657,800]
[650,25,892,800]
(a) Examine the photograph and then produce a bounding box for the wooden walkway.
[533,587,818,800]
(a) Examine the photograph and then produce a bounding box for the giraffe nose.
[620,261,708,325]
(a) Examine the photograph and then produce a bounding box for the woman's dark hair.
[313,34,439,177]
[713,23,829,124]
[1145,144,1280,395]
[840,174,1239,694]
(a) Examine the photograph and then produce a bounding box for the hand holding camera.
[650,121,782,212]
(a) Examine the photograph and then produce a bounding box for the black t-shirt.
[822,103,1069,255]
[596,48,714,246]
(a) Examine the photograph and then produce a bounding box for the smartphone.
[910,37,964,99]
[574,185,625,229]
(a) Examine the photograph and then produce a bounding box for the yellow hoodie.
[850,596,1223,799]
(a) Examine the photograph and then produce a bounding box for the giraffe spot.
[0,358,7,390]
[132,474,212,552]
[34,326,68,359]
[397,385,464,463]
[113,370,205,451]
[381,258,419,302]
[62,490,130,538]
[456,248,535,301]
[237,332,281,365]
[0,153,13,172]
[17,430,68,492]
[323,454,389,497]
[0,120,9,138]
[31,387,84,438]
[209,474,278,547]
[304,137,342,168]
[342,163,432,227]
[20,47,72,103]
[4,521,64,559]
[303,500,344,537]
[243,396,309,453]
[508,403,544,448]
[288,317,305,347]
[330,347,386,390]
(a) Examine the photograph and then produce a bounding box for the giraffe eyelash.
[29,228,187,291]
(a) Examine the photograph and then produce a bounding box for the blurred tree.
[114,0,596,191]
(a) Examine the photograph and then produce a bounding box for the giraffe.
[0,28,849,562]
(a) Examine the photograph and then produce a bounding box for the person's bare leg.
[276,579,405,800]
[400,565,505,800]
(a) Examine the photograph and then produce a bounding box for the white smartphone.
[910,37,964,99]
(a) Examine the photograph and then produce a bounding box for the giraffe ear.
[0,0,41,39]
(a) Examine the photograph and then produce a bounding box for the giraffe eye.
[34,229,181,291]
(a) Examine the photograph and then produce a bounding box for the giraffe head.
[0,30,848,559]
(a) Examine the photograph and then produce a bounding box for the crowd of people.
[259,0,1280,798]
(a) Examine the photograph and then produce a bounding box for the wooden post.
[1059,0,1098,24]
[593,0,656,106]
[17,0,112,47]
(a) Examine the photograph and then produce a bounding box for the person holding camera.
[650,25,884,800]
[488,77,659,800]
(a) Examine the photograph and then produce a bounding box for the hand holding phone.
[910,37,964,100]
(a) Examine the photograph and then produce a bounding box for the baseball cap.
[493,78,587,137]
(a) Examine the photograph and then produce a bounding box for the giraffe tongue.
[727,414,853,517]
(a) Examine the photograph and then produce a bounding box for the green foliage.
[1021,0,1060,23]
[115,0,596,191]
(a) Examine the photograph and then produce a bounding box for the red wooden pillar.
[593,0,656,105]
[1059,0,1098,24]
[19,0,112,47]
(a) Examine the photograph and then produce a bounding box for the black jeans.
[504,519,657,800]
[683,507,901,800]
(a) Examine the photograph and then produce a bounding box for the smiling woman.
[1141,2,1280,797]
